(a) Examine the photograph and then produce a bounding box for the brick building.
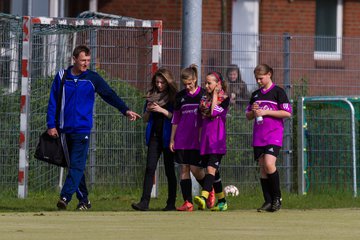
[6,0,357,35]
[2,0,360,95]
[97,0,360,95]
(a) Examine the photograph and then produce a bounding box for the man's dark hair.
[72,45,91,58]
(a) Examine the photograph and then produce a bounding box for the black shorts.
[201,154,223,170]
[175,149,204,167]
[253,145,281,161]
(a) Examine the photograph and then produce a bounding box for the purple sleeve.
[211,97,230,117]
[279,103,292,114]
[277,87,292,114]
[211,105,225,117]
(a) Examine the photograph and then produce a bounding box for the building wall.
[2,0,359,96]
[98,0,232,31]
[98,0,360,37]
[66,0,89,17]
[95,0,360,96]
[98,0,182,29]
[260,0,315,34]
[260,0,360,36]
[258,0,360,96]
[2,0,360,36]
[343,0,360,36]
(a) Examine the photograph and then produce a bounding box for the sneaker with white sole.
[76,200,92,210]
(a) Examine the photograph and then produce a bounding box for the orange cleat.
[176,200,194,211]
[206,188,215,209]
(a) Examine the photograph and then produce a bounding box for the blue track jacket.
[47,67,130,134]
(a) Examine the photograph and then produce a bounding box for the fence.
[17,15,162,198]
[0,13,22,196]
[162,32,360,195]
[1,13,360,198]
[298,96,360,197]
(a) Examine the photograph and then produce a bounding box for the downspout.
[221,0,228,67]
[221,0,227,32]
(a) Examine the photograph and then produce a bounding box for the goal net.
[18,14,162,198]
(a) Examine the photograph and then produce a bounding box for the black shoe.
[76,200,92,210]
[57,197,67,210]
[162,204,176,211]
[131,202,149,211]
[257,202,272,212]
[270,197,282,212]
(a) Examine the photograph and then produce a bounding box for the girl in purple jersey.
[194,71,230,211]
[170,64,215,211]
[246,64,292,212]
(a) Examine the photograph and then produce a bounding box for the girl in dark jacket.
[132,68,178,211]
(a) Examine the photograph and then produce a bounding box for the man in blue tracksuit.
[47,45,141,210]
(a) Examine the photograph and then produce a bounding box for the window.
[314,0,343,60]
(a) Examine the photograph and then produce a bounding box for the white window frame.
[314,0,343,61]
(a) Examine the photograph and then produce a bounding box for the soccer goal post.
[298,96,360,197]
[18,15,162,198]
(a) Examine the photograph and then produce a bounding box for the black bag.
[34,131,67,167]
[34,70,68,167]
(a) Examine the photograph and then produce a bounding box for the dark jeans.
[140,136,177,207]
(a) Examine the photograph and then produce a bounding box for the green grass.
[1,210,360,240]
[1,187,360,212]
[1,188,360,240]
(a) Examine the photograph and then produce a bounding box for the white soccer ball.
[224,185,239,197]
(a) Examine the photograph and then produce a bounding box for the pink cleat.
[206,188,215,209]
[177,200,194,211]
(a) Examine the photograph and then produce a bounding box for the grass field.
[1,187,360,211]
[1,189,360,239]
[1,209,360,240]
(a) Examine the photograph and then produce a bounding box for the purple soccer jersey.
[246,84,292,147]
[199,97,230,155]
[172,87,205,150]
